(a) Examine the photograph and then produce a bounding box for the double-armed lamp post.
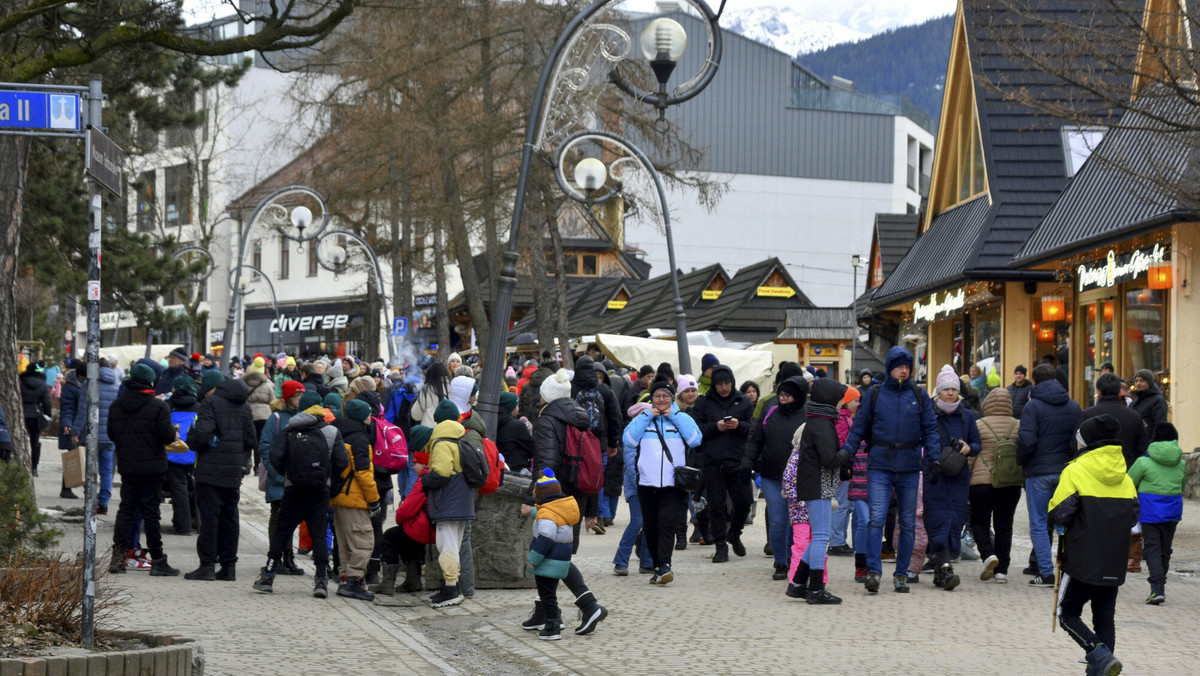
[474,0,724,437]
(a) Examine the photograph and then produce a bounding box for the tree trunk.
[0,136,34,479]
[399,168,414,329]
[479,0,501,307]
[365,263,381,361]
[527,183,557,358]
[443,162,490,354]
[433,220,451,360]
[545,198,573,370]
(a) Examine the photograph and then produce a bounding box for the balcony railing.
[789,88,935,134]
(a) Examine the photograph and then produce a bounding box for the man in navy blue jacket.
[1017,363,1083,586]
[840,346,940,594]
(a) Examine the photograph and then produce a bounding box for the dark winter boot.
[539,611,563,641]
[674,530,687,551]
[940,562,960,591]
[215,565,236,581]
[729,532,747,557]
[806,569,842,605]
[184,563,216,581]
[365,558,381,586]
[313,576,329,599]
[429,584,464,608]
[280,550,305,576]
[711,543,730,563]
[1085,643,1122,676]
[397,561,424,593]
[149,555,180,577]
[337,576,375,601]
[689,524,703,544]
[786,561,810,598]
[773,564,788,580]
[107,545,126,575]
[854,553,869,583]
[370,564,399,595]
[933,558,947,587]
[521,600,547,631]
[573,591,607,635]
[252,568,274,593]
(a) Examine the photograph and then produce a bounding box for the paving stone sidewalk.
[33,441,1200,675]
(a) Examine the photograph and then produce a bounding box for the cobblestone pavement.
[34,442,1200,675]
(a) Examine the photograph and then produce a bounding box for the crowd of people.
[0,344,1183,664]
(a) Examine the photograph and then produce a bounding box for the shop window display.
[1125,286,1166,382]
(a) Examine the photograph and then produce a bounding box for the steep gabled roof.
[506,277,643,339]
[878,0,1141,306]
[601,264,728,336]
[621,264,731,335]
[1013,91,1199,267]
[872,213,920,283]
[873,195,991,305]
[690,258,814,335]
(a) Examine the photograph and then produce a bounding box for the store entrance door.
[1078,296,1115,403]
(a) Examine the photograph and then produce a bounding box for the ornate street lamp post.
[475,0,724,437]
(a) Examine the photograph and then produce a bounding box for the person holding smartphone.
[691,365,756,563]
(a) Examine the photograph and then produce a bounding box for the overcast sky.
[186,1,958,35]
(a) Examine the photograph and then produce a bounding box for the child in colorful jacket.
[523,469,607,641]
[1128,422,1185,605]
[1049,415,1139,676]
[836,386,869,582]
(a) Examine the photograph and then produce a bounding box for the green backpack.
[980,419,1023,489]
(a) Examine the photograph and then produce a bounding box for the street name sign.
[0,90,81,131]
[85,127,123,196]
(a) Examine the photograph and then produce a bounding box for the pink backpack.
[372,415,409,471]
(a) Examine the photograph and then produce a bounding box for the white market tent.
[593,334,776,391]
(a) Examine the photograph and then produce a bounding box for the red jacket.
[396,475,435,545]
[515,364,538,396]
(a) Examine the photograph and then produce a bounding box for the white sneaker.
[993,573,1007,584]
[980,554,999,581]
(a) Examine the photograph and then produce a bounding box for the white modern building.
[624,11,934,307]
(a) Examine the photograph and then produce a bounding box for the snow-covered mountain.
[721,5,867,56]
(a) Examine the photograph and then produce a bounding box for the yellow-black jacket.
[1049,443,1138,586]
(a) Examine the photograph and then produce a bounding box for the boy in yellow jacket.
[1049,415,1138,676]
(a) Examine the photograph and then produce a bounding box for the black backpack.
[284,424,338,488]
[575,388,606,440]
[433,436,490,489]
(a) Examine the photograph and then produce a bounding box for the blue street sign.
[392,317,408,336]
[0,90,81,131]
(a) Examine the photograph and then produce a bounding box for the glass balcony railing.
[789,88,935,134]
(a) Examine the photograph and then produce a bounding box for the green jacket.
[1129,440,1185,496]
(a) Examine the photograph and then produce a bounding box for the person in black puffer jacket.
[789,378,849,603]
[184,370,256,581]
[496,391,535,474]
[19,363,51,475]
[524,370,594,552]
[745,376,808,577]
[691,365,755,561]
[107,363,179,577]
[1131,369,1168,436]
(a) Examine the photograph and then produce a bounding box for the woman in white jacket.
[410,362,452,428]
[622,379,702,585]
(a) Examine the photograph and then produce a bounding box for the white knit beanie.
[540,370,572,404]
[934,365,960,395]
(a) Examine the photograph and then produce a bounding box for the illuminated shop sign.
[269,314,350,333]
[912,289,966,323]
[1077,244,1167,292]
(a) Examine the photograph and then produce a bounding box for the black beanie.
[638,364,654,378]
[1152,422,1179,443]
[655,362,675,382]
[649,379,675,398]
[1077,414,1121,449]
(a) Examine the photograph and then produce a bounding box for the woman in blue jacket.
[621,379,702,585]
[925,365,981,591]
